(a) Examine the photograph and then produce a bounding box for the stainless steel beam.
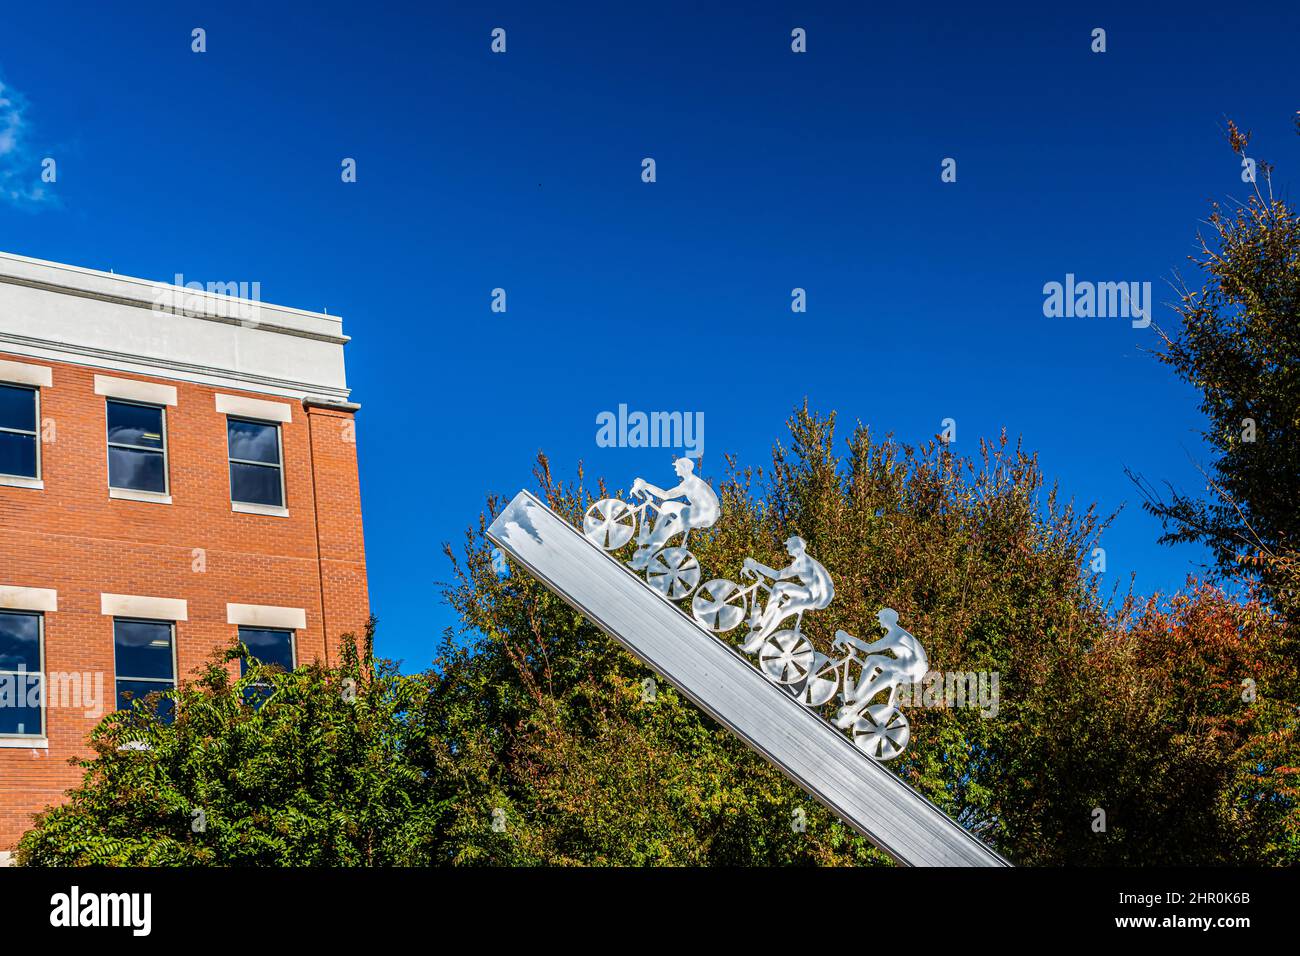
[487,490,1011,867]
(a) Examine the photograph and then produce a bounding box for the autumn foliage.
[431,408,1299,864]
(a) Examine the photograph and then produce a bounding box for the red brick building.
[0,252,368,854]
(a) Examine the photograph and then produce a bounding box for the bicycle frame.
[737,569,774,599]
[628,491,692,548]
[744,568,817,638]
[829,641,893,711]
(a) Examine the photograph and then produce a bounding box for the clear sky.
[2,1,1297,669]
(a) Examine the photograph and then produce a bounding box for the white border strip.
[0,358,52,388]
[100,593,188,621]
[0,585,57,612]
[94,374,177,406]
[216,393,292,423]
[226,603,306,630]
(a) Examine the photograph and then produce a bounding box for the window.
[0,383,39,479]
[0,611,43,737]
[227,418,284,507]
[113,619,176,723]
[239,627,294,707]
[238,627,295,674]
[106,400,168,493]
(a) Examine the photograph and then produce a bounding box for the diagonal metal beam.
[487,490,1011,867]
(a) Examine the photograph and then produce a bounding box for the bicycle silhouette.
[583,460,719,601]
[694,568,919,760]
[583,488,700,599]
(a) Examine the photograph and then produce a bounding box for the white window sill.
[0,475,43,490]
[232,501,289,518]
[0,736,47,749]
[110,487,173,505]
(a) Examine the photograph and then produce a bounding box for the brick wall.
[0,352,369,849]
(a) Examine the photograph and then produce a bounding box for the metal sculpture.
[582,458,720,600]
[490,490,1009,864]
[582,463,927,760]
[693,540,926,761]
[691,534,834,652]
[790,612,928,760]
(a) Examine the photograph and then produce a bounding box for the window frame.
[0,609,44,739]
[237,626,295,708]
[111,617,178,720]
[237,626,296,675]
[0,383,41,481]
[104,398,170,496]
[226,416,286,508]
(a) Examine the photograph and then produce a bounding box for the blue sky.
[2,1,1297,669]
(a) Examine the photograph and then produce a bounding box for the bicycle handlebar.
[631,482,664,501]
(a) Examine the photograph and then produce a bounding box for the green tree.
[17,627,449,866]
[424,410,1277,864]
[1132,119,1300,612]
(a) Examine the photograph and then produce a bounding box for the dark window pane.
[239,628,294,672]
[230,462,283,506]
[113,620,174,680]
[0,385,36,433]
[0,612,40,671]
[0,675,42,735]
[0,431,37,478]
[116,680,175,723]
[227,419,280,464]
[108,447,166,492]
[106,401,164,449]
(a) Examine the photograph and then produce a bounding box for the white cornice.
[0,251,354,401]
[0,250,347,342]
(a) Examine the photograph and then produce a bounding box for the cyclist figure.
[739,536,834,653]
[629,458,720,571]
[834,608,929,728]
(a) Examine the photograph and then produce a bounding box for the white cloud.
[0,78,53,207]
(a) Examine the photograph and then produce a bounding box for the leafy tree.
[1003,582,1299,864]
[17,628,449,866]
[432,409,1295,864]
[1132,119,1300,612]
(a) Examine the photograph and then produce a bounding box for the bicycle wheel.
[583,498,636,550]
[691,579,747,632]
[759,630,816,685]
[646,547,701,600]
[792,652,840,707]
[849,705,910,761]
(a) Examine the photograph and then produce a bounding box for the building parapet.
[0,251,352,402]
